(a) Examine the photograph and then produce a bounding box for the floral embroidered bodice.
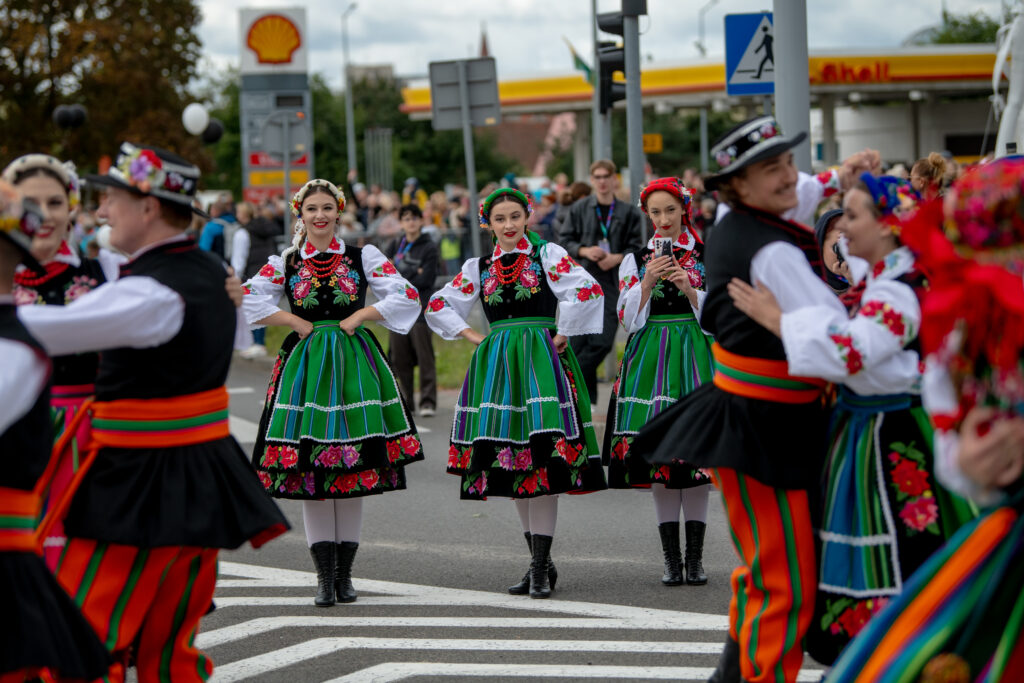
[631,242,706,316]
[282,248,367,322]
[477,250,559,323]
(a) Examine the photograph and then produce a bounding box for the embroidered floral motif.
[463,471,488,496]
[64,275,98,303]
[279,445,299,468]
[515,467,549,495]
[858,300,912,342]
[405,286,419,300]
[447,444,472,470]
[899,496,939,532]
[273,471,316,496]
[611,436,630,461]
[575,283,603,302]
[821,597,889,638]
[829,328,864,374]
[650,464,672,481]
[266,353,284,401]
[886,442,940,535]
[329,472,362,495]
[546,255,577,282]
[428,296,448,312]
[481,272,501,304]
[371,261,398,278]
[12,285,39,306]
[513,261,543,301]
[618,274,639,292]
[312,443,362,469]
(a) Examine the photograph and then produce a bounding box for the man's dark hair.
[399,203,422,220]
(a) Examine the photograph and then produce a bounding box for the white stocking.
[527,495,558,537]
[334,497,364,543]
[302,499,336,546]
[681,484,711,524]
[651,483,682,525]
[513,499,531,534]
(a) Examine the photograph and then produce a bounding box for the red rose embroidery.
[591,284,604,297]
[280,446,299,468]
[899,497,938,532]
[461,282,474,294]
[519,472,539,495]
[891,459,930,496]
[576,286,591,302]
[304,241,316,255]
[881,309,906,337]
[837,601,873,637]
[263,445,281,467]
[292,280,312,300]
[516,237,529,250]
[333,473,360,494]
[386,439,402,463]
[556,257,573,273]
[359,470,380,489]
[298,266,313,281]
[519,269,539,288]
[447,444,461,469]
[452,272,464,287]
[381,261,397,275]
[405,286,419,300]
[400,435,420,456]
[329,237,341,251]
[257,471,273,489]
[258,263,276,278]
[338,278,357,295]
[483,277,498,296]
[536,467,549,490]
[428,297,446,312]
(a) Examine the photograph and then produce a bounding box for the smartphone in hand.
[653,237,673,259]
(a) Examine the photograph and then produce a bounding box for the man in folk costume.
[17,143,290,682]
[634,116,851,683]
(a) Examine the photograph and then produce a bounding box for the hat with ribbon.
[86,142,207,218]
[705,115,807,191]
[0,180,46,275]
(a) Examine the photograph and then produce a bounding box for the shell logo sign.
[247,14,301,64]
[239,7,307,74]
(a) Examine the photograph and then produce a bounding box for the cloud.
[197,0,1008,87]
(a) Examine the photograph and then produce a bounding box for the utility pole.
[342,3,358,176]
[591,0,602,164]
[622,0,647,206]
[772,0,811,171]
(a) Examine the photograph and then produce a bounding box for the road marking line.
[215,562,728,627]
[325,663,825,683]
[227,386,255,394]
[228,416,260,444]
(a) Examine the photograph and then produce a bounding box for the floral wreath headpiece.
[290,178,346,217]
[1,154,81,210]
[639,177,693,223]
[860,173,920,235]
[478,188,533,228]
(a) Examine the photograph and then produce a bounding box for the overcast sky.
[197,0,1008,87]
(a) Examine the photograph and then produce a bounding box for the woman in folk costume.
[2,154,116,570]
[729,173,976,665]
[603,177,715,587]
[827,158,1024,683]
[426,187,607,599]
[0,180,110,682]
[243,178,424,606]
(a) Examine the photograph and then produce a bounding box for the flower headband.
[290,178,346,217]
[478,188,533,228]
[1,154,81,209]
[941,158,1024,255]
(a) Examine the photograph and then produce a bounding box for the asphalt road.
[200,352,824,682]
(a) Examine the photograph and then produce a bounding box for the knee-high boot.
[529,534,553,599]
[658,522,684,586]
[508,532,558,595]
[684,521,708,585]
[335,541,358,603]
[310,542,336,607]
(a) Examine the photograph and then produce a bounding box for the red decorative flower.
[556,256,575,273]
[333,473,360,494]
[687,269,702,288]
[139,149,162,169]
[520,471,539,495]
[386,439,403,463]
[554,438,569,460]
[359,470,380,489]
[514,448,532,471]
[882,309,906,337]
[280,446,299,468]
[405,286,419,300]
[576,286,592,302]
[263,445,281,467]
[891,459,930,496]
[241,285,252,296]
[872,260,886,278]
[328,237,341,251]
[859,300,883,316]
[653,465,671,480]
[460,448,472,469]
[899,497,939,532]
[428,297,446,312]
[447,444,461,469]
[837,601,873,637]
[381,261,397,275]
[591,284,604,297]
[293,280,312,300]
[536,467,549,490]
[519,268,539,288]
[258,263,276,278]
[461,281,475,294]
[257,471,272,490]
[483,277,498,296]
[318,445,343,467]
[617,308,625,323]
[516,237,529,250]
[400,435,420,456]
[335,262,349,277]
[298,266,313,281]
[452,272,464,287]
[612,438,629,461]
[337,278,357,295]
[303,241,316,255]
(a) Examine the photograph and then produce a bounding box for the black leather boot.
[335,541,358,603]
[509,532,559,595]
[658,522,684,586]
[685,521,708,585]
[529,534,553,599]
[309,542,336,607]
[508,532,532,595]
[707,635,741,683]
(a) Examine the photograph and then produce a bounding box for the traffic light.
[596,10,626,115]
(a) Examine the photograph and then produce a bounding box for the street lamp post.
[342,4,358,177]
[262,109,305,234]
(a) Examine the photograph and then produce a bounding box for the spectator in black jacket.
[386,204,439,416]
[555,159,644,402]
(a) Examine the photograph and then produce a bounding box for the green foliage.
[910,9,1004,45]
[0,0,209,176]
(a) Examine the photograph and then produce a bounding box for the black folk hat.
[705,116,807,191]
[85,142,209,218]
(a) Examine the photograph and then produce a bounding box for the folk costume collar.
[645,231,696,253]
[491,236,532,259]
[300,236,345,260]
[13,240,80,279]
[866,246,915,285]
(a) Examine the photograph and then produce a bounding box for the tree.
[905,9,1005,45]
[0,1,209,176]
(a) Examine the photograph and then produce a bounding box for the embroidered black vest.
[283,247,367,322]
[479,249,558,323]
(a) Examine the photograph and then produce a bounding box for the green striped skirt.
[603,314,714,489]
[447,317,605,500]
[252,320,423,500]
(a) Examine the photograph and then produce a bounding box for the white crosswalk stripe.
[204,561,824,682]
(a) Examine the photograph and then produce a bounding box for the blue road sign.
[725,12,775,97]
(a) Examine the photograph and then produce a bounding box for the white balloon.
[182,103,210,136]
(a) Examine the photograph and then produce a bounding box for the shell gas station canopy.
[400,45,1000,118]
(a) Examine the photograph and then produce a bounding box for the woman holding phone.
[605,177,715,587]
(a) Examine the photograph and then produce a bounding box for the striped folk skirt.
[827,495,1024,683]
[603,313,714,488]
[253,321,424,500]
[447,317,606,499]
[809,390,976,665]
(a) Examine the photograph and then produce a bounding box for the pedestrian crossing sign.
[725,12,775,96]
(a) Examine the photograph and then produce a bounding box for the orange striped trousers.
[55,539,217,683]
[713,467,817,683]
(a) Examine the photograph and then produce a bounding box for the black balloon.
[201,118,224,144]
[52,104,88,129]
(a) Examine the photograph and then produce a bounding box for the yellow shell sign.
[246,14,302,65]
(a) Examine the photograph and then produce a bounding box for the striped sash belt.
[489,316,556,331]
[0,488,42,552]
[90,386,231,448]
[712,343,826,404]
